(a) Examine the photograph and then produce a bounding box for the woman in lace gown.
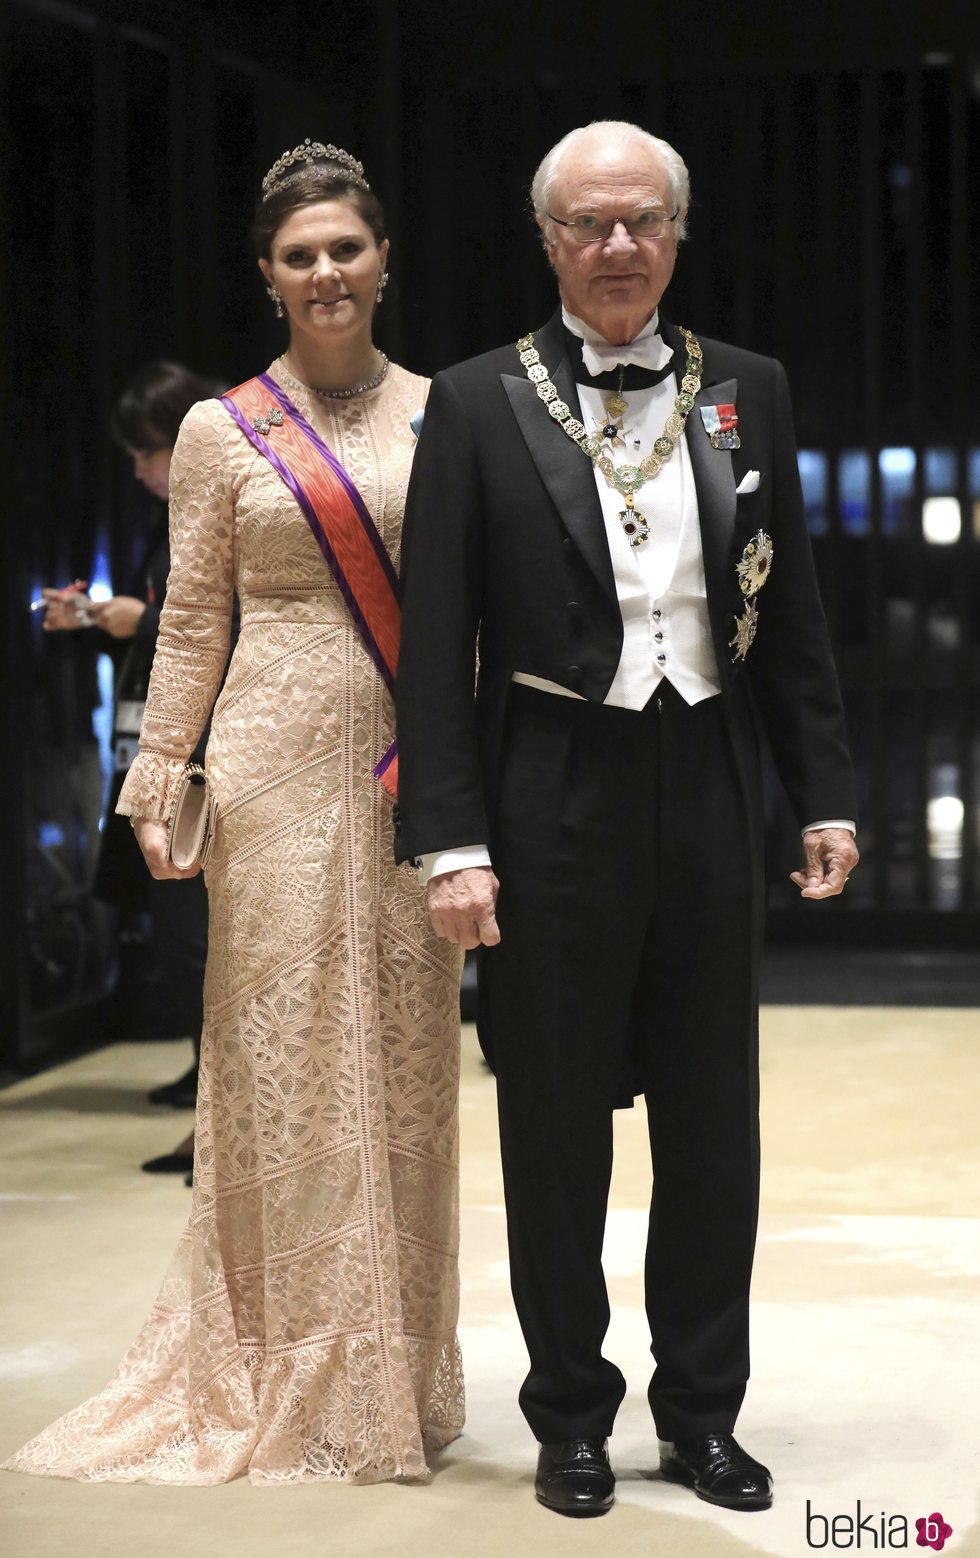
[6,143,464,1485]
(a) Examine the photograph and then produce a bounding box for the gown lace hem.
[3,1328,464,1485]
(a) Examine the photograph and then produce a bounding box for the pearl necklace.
[311,353,390,399]
[277,353,387,401]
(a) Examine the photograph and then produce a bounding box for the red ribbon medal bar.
[699,402,741,451]
[221,374,401,796]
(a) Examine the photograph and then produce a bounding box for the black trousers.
[482,681,762,1445]
[146,871,209,1063]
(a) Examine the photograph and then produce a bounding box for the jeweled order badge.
[700,402,741,450]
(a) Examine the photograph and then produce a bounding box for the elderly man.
[395,120,858,1518]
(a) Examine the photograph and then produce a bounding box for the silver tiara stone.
[261,139,369,199]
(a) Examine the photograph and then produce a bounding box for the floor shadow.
[761,946,980,1006]
[0,1086,193,1117]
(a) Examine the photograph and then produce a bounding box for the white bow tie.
[580,332,674,377]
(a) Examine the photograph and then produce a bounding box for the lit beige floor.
[2,1009,980,1558]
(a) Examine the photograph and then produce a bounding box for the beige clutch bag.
[166,763,218,871]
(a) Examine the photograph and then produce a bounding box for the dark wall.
[3,0,979,1066]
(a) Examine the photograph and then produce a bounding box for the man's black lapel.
[662,320,738,664]
[500,312,617,608]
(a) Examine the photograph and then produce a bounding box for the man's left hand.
[790,828,859,900]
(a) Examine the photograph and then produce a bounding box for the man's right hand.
[132,818,201,881]
[425,866,501,949]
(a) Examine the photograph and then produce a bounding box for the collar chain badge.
[516,328,703,548]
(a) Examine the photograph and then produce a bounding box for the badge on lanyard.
[700,402,741,451]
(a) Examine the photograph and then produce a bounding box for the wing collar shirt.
[513,306,720,712]
[418,308,852,882]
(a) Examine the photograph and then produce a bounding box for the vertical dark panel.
[188,22,218,367]
[169,42,190,361]
[731,79,760,352]
[517,83,556,333]
[771,78,795,371]
[816,71,842,641]
[905,65,930,906]
[4,2,118,1066]
[859,71,887,908]
[0,0,30,1068]
[401,75,455,371]
[370,0,405,362]
[93,18,120,522]
[949,61,973,905]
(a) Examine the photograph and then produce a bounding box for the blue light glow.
[879,447,915,480]
[94,652,115,816]
[798,450,828,536]
[838,450,871,536]
[925,448,957,495]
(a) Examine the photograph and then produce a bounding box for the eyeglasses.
[548,209,679,244]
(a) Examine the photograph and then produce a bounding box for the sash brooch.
[252,407,284,436]
[730,530,774,661]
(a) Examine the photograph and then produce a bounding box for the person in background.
[42,362,226,1174]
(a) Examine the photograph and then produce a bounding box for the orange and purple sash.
[220,373,400,796]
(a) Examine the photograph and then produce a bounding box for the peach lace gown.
[6,360,465,1485]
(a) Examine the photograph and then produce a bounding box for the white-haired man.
[395,121,858,1518]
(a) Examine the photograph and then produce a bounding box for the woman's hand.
[132,818,201,880]
[40,588,91,630]
[91,596,147,638]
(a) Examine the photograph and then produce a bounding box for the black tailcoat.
[395,309,857,1443]
[395,310,856,871]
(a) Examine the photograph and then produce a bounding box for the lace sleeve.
[117,401,235,821]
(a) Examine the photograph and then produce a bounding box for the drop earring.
[267,283,285,319]
[376,270,389,304]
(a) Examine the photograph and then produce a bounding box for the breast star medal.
[736,531,774,595]
[730,530,774,661]
[730,599,759,661]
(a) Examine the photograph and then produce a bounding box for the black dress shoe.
[147,1065,199,1109]
[660,1433,772,1510]
[141,1150,195,1175]
[535,1438,615,1518]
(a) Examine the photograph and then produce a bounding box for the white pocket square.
[735,469,761,495]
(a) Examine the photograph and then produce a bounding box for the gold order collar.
[515,328,703,501]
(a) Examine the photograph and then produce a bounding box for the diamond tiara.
[261,139,369,199]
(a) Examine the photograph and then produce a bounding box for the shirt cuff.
[802,819,856,835]
[417,845,492,886]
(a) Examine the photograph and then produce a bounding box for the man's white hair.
[530,120,690,244]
